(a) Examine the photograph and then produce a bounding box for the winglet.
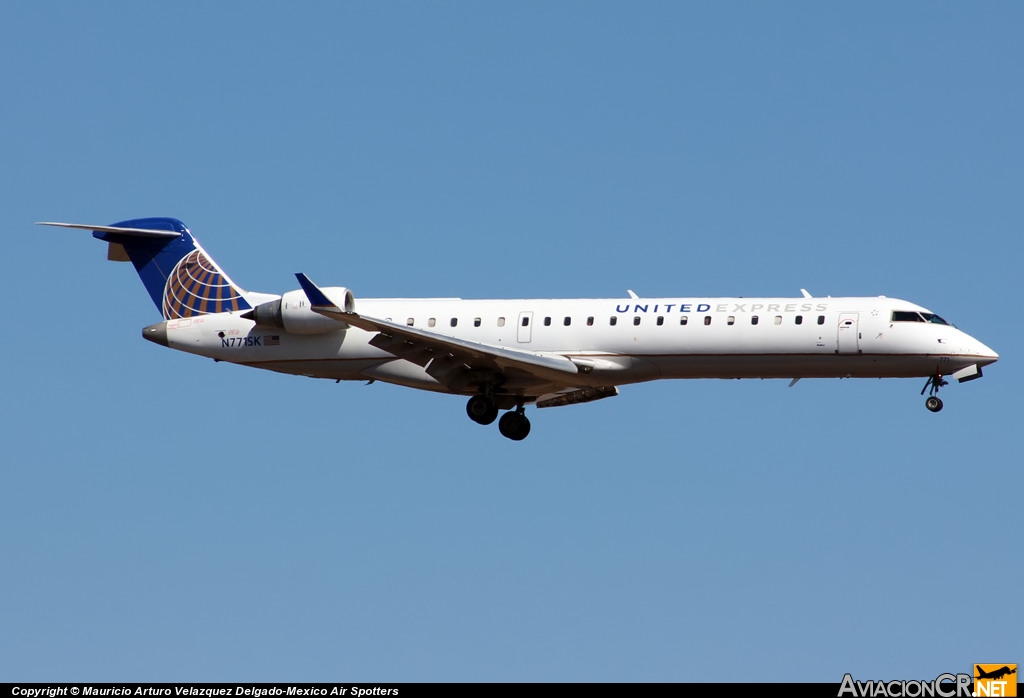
[294,273,361,329]
[295,273,338,309]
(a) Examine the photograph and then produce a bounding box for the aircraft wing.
[295,274,581,389]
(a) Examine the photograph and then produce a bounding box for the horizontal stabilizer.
[37,221,182,238]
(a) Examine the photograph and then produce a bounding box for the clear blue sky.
[1,2,1020,682]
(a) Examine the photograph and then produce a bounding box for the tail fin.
[40,217,252,319]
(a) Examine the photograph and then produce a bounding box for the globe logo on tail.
[162,248,248,319]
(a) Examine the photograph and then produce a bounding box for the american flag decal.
[265,335,280,346]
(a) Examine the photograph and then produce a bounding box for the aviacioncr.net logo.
[838,673,972,698]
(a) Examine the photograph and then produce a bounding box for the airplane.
[976,666,1017,681]
[41,217,999,441]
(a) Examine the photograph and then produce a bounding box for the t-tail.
[38,217,252,319]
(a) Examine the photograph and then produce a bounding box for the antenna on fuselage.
[800,289,812,298]
[627,290,639,299]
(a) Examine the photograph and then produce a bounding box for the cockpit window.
[891,310,950,325]
[891,311,925,322]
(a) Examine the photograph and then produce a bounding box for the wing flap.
[535,386,619,408]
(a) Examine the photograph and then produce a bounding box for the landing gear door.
[837,312,860,353]
[517,311,533,343]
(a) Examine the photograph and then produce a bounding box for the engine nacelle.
[244,287,355,335]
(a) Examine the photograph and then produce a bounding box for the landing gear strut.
[498,408,531,441]
[921,374,948,413]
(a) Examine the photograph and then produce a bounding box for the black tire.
[516,415,531,440]
[498,411,531,441]
[467,395,497,425]
[925,396,943,413]
[483,403,499,425]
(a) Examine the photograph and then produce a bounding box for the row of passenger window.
[413,317,499,328]
[406,315,828,328]
[610,314,826,327]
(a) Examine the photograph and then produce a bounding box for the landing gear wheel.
[498,411,532,441]
[921,374,948,414]
[466,395,499,425]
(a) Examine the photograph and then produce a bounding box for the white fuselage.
[155,294,998,401]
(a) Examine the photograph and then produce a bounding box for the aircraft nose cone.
[979,344,999,364]
[142,321,168,347]
[966,336,998,365]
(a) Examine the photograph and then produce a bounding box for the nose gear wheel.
[920,374,948,413]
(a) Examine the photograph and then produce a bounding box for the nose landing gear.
[921,374,948,413]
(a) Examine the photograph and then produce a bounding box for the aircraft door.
[837,312,860,353]
[517,311,533,343]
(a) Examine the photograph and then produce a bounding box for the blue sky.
[1,2,1020,682]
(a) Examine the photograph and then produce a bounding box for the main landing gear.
[921,374,949,413]
[498,408,531,441]
[466,395,532,441]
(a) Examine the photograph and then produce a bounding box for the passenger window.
[680,316,688,326]
[633,316,641,326]
[450,318,458,327]
[543,316,551,326]
[587,316,594,326]
[564,317,571,326]
[473,317,481,327]
[521,316,529,327]
[497,317,505,327]
[751,315,759,325]
[817,315,825,325]
[428,318,436,328]
[610,316,618,326]
[656,316,664,326]
[406,318,414,326]
[795,315,803,325]
[774,316,782,325]
[704,316,712,326]
[727,316,735,325]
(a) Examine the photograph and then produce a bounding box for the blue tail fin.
[101,217,252,319]
[42,217,252,319]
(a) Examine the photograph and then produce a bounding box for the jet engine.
[242,287,354,335]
